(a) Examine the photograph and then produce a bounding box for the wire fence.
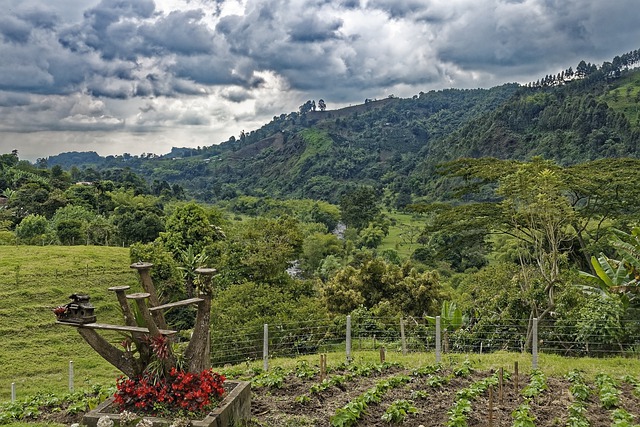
[209,315,640,367]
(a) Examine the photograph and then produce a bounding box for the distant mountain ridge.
[47,50,640,203]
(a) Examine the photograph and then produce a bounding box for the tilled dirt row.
[246,367,640,427]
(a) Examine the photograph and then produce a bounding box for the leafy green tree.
[15,214,53,244]
[159,202,224,256]
[210,280,329,364]
[321,257,441,316]
[214,216,302,286]
[56,219,84,245]
[300,232,343,276]
[86,215,116,246]
[340,186,381,230]
[110,189,165,244]
[358,223,386,248]
[114,209,165,244]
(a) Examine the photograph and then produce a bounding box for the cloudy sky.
[1,0,639,161]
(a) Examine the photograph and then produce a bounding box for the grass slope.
[0,246,138,401]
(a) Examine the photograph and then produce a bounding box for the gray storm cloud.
[1,0,639,159]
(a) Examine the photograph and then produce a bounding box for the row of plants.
[566,369,590,427]
[594,373,640,426]
[329,374,413,427]
[446,371,502,427]
[0,384,113,425]
[511,369,547,427]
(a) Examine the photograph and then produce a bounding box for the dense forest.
[2,48,640,356]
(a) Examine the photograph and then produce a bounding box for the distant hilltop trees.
[299,99,327,114]
[527,48,640,88]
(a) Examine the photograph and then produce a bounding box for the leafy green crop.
[595,373,620,409]
[329,374,412,427]
[522,369,547,398]
[381,399,418,424]
[512,403,536,427]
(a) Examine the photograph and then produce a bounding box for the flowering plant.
[114,368,226,417]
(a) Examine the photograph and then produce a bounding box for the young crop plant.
[453,359,475,377]
[424,374,449,388]
[329,374,412,427]
[252,366,288,389]
[566,369,590,427]
[611,408,640,427]
[410,389,429,400]
[412,363,442,377]
[512,402,536,427]
[446,398,472,427]
[294,360,318,379]
[446,372,500,427]
[381,399,418,424]
[594,373,620,409]
[522,369,547,399]
[621,374,640,398]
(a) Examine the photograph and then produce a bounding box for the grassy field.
[603,70,640,127]
[379,211,426,259]
[0,246,139,402]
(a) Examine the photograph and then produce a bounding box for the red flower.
[114,369,226,416]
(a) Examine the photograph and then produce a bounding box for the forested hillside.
[45,50,640,206]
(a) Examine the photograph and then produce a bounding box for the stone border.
[82,381,251,427]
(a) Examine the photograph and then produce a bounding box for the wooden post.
[320,354,327,381]
[490,387,495,424]
[379,346,385,364]
[514,361,519,393]
[400,318,407,356]
[127,293,161,337]
[11,382,16,402]
[532,318,538,369]
[108,286,135,326]
[183,268,216,372]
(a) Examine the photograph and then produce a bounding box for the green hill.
[0,246,136,401]
[45,50,640,205]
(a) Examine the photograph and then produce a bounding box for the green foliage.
[512,403,536,427]
[15,214,54,244]
[522,370,547,398]
[300,232,343,276]
[322,257,441,316]
[159,202,223,256]
[381,399,418,423]
[252,367,287,389]
[210,280,329,364]
[594,373,620,409]
[330,374,411,427]
[566,369,590,427]
[340,186,381,230]
[214,215,303,285]
[611,409,640,427]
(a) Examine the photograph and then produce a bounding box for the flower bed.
[83,380,251,427]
